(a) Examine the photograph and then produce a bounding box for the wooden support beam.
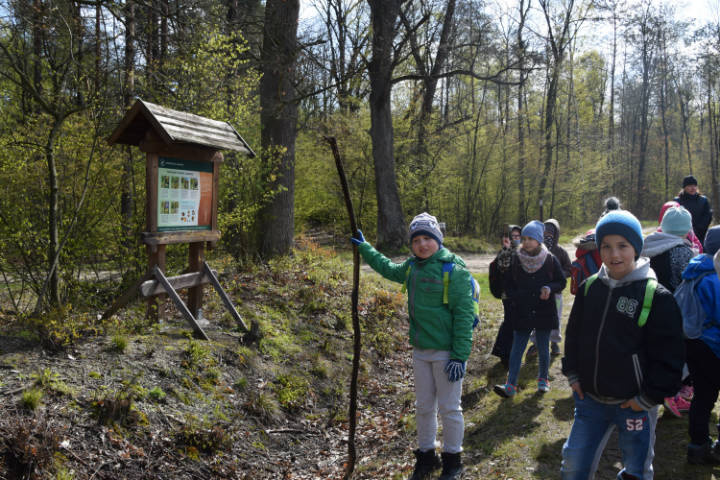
[203,262,248,332]
[187,242,205,317]
[153,266,209,340]
[141,230,221,246]
[140,269,216,297]
[101,272,153,320]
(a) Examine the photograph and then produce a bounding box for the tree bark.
[367,0,407,250]
[121,0,136,266]
[257,0,300,257]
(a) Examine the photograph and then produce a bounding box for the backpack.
[674,272,714,339]
[583,274,657,327]
[402,260,481,329]
[570,251,600,295]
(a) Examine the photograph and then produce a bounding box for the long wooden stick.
[325,136,361,480]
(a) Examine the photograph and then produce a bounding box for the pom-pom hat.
[409,212,443,246]
[595,210,644,259]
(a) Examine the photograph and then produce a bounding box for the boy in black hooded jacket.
[561,210,685,480]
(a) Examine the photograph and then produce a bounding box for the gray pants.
[413,348,464,453]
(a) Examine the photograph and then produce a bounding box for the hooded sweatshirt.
[543,219,572,278]
[682,254,720,358]
[642,231,694,292]
[562,257,685,409]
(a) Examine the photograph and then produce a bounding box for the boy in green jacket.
[351,212,475,480]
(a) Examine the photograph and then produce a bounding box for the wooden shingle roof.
[108,99,255,157]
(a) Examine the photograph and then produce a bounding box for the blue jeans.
[561,393,658,480]
[507,328,550,386]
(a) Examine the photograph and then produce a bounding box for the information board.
[157,157,213,231]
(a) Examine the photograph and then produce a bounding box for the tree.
[257,0,301,257]
[366,0,408,250]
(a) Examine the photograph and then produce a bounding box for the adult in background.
[675,175,712,243]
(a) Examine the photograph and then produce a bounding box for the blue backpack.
[674,272,714,339]
[402,260,481,329]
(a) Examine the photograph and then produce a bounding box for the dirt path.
[362,243,577,273]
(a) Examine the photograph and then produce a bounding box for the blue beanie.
[704,226,720,255]
[661,206,692,237]
[521,220,545,244]
[409,212,443,246]
[595,210,644,259]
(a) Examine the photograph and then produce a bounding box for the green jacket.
[357,243,475,361]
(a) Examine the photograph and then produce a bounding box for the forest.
[2,0,720,311]
[0,0,719,478]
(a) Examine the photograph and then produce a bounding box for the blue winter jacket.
[682,254,720,358]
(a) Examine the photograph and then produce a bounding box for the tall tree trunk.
[608,3,617,189]
[367,0,407,250]
[46,118,63,308]
[257,0,300,257]
[121,0,136,267]
[538,0,573,218]
[516,0,530,224]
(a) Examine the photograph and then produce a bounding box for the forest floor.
[0,238,717,480]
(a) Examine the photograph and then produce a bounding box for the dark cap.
[683,175,698,187]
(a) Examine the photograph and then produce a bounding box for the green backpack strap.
[637,278,657,327]
[441,262,454,304]
[583,273,599,296]
[401,262,413,294]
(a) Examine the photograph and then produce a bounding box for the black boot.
[439,451,463,479]
[409,449,441,480]
[688,439,720,465]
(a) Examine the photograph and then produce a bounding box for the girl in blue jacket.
[561,210,685,480]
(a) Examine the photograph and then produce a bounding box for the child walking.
[493,220,566,398]
[351,212,474,480]
[681,226,720,464]
[561,210,685,480]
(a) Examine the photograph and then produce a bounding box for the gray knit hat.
[409,212,443,245]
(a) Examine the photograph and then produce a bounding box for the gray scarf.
[517,243,549,273]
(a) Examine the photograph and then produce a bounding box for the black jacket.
[675,192,712,242]
[503,251,567,331]
[562,259,685,409]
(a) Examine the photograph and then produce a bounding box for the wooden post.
[187,241,205,317]
[146,243,166,320]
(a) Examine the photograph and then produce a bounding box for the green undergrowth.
[0,240,707,478]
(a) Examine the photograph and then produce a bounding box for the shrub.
[20,389,43,410]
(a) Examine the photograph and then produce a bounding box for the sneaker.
[679,385,694,401]
[493,383,517,398]
[537,378,550,393]
[664,395,684,417]
[676,395,691,413]
[551,342,561,356]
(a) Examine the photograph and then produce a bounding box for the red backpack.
[570,250,601,295]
